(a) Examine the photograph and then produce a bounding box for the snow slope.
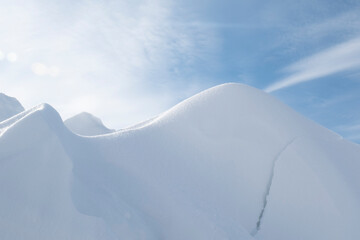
[0,83,359,239]
[65,112,115,136]
[0,93,24,122]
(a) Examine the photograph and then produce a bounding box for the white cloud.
[265,36,360,92]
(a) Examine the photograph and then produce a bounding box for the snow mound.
[0,93,24,122]
[64,112,115,136]
[0,104,115,240]
[0,83,359,240]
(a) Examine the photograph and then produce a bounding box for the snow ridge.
[0,93,24,122]
[65,112,115,136]
[252,137,298,236]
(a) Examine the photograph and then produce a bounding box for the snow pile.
[0,93,24,122]
[65,112,115,136]
[0,83,359,239]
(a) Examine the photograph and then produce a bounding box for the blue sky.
[1,0,360,143]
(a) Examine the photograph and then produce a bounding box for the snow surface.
[0,83,359,239]
[65,112,115,136]
[0,93,24,122]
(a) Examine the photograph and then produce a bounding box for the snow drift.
[0,83,359,240]
[65,112,115,136]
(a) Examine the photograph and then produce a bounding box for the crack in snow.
[251,137,297,236]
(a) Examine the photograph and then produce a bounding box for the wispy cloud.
[347,134,360,142]
[0,0,219,128]
[283,8,360,46]
[336,124,360,132]
[335,123,360,143]
[265,36,360,92]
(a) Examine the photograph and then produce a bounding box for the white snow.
[0,83,359,239]
[0,93,24,122]
[64,112,115,136]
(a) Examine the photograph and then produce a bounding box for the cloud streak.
[335,123,360,142]
[265,36,360,92]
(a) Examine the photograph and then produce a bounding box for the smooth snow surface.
[0,93,24,122]
[0,83,359,239]
[65,112,115,136]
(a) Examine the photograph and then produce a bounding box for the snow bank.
[0,83,359,239]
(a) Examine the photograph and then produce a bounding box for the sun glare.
[7,52,17,62]
[0,50,4,60]
[32,63,48,75]
[32,62,59,77]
